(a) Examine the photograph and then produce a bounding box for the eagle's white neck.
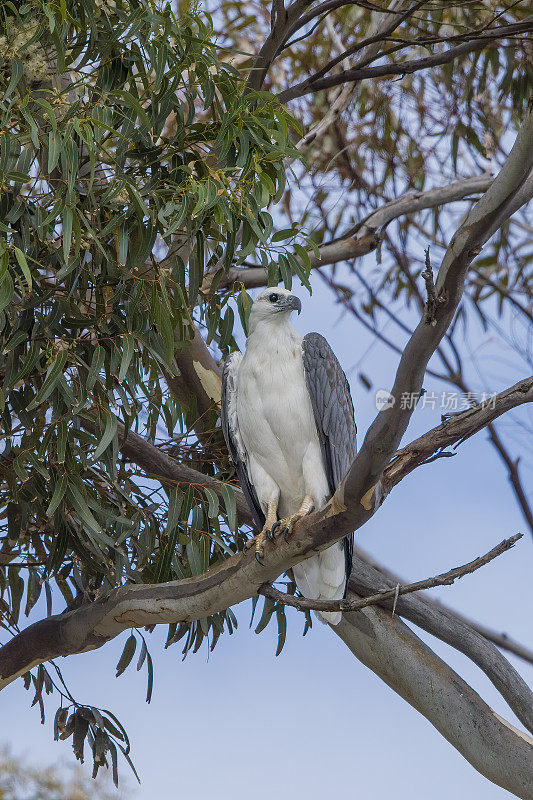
[246,316,300,350]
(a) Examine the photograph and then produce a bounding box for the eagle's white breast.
[235,314,346,624]
[236,320,329,518]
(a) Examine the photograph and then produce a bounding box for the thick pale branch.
[1,374,531,689]
[352,544,533,667]
[335,606,533,800]
[262,533,533,738]
[338,100,533,518]
[348,550,533,741]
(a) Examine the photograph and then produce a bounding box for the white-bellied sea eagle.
[221,287,357,625]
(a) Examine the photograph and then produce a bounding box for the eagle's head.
[248,287,302,332]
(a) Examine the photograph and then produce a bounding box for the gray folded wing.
[302,332,357,586]
[220,352,265,531]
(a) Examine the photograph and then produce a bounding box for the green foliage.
[0,0,310,649]
[0,0,314,779]
[1,0,531,788]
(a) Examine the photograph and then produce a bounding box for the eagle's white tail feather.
[292,559,320,600]
[292,543,346,626]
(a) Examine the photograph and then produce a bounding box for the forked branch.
[258,533,522,613]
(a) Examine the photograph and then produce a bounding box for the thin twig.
[421,246,442,325]
[258,534,522,613]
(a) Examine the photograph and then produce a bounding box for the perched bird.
[221,287,357,624]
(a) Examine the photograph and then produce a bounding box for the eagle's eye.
[268,293,279,303]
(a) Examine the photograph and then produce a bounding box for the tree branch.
[214,174,494,291]
[258,533,521,613]
[351,544,533,667]
[80,416,254,528]
[290,1,415,154]
[382,375,533,492]
[348,549,533,741]
[335,605,533,800]
[169,326,223,443]
[486,421,533,535]
[336,100,533,520]
[1,373,531,689]
[279,18,533,102]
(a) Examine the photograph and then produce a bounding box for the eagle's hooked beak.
[284,295,302,314]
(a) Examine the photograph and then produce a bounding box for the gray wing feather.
[221,353,265,531]
[302,333,357,590]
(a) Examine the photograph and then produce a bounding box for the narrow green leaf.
[48,131,62,173]
[13,247,32,292]
[116,634,136,677]
[255,597,276,635]
[186,540,202,575]
[87,345,105,391]
[219,306,234,350]
[67,484,103,536]
[278,254,292,290]
[93,409,117,461]
[272,228,295,242]
[20,107,39,148]
[145,651,153,703]
[0,270,14,314]
[46,473,68,516]
[6,171,30,184]
[27,349,68,410]
[220,483,236,532]
[62,208,73,261]
[4,58,23,99]
[118,225,128,265]
[114,90,151,129]
[136,637,147,671]
[56,417,67,463]
[275,607,287,656]
[118,334,135,383]
[203,487,219,519]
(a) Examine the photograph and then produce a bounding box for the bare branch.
[261,533,533,739]
[486,422,533,535]
[279,18,533,102]
[352,544,533,667]
[80,416,255,528]
[292,1,414,153]
[258,533,521,613]
[383,376,533,491]
[338,100,533,516]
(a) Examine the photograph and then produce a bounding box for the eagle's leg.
[245,498,279,563]
[271,495,315,541]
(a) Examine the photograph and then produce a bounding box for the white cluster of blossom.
[49,86,71,119]
[110,188,131,205]
[94,0,120,15]
[0,20,49,84]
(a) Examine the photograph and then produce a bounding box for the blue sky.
[2,272,532,799]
